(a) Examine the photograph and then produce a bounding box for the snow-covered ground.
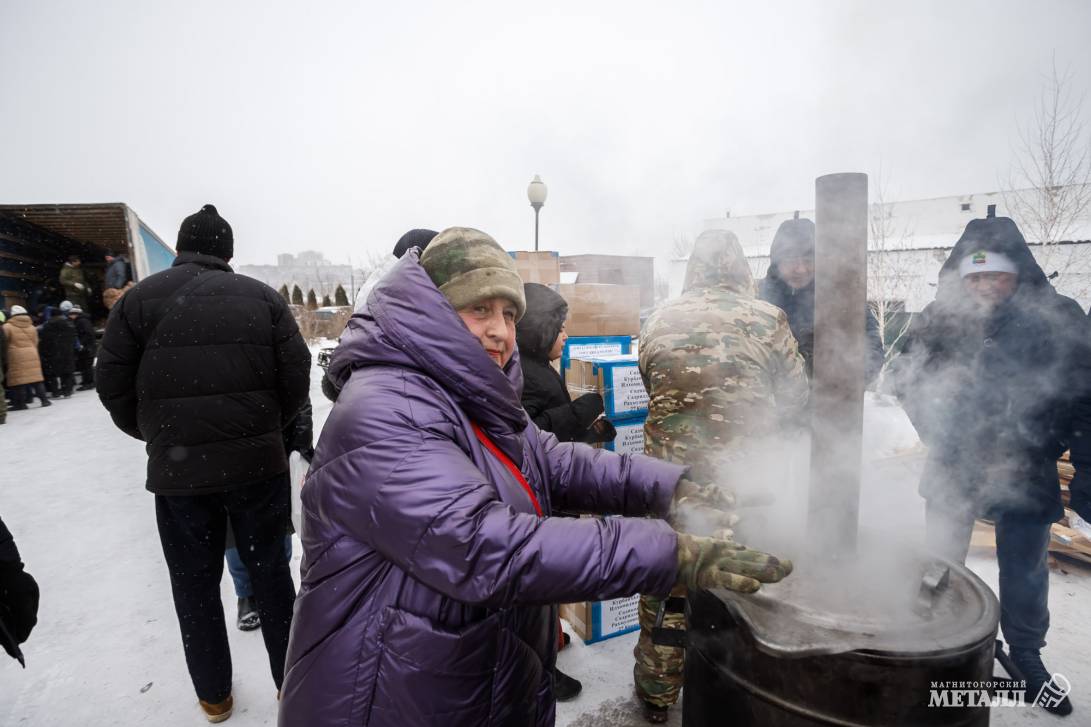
[1,358,1088,726]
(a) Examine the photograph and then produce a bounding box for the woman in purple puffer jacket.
[278,228,788,727]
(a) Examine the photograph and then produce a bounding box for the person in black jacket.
[38,305,77,397]
[68,305,97,390]
[758,213,885,384]
[516,283,614,445]
[891,206,1091,716]
[515,283,616,704]
[0,512,39,667]
[96,204,312,722]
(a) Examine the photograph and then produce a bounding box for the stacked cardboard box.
[565,354,649,420]
[554,284,640,337]
[560,593,641,644]
[510,251,560,285]
[553,282,647,645]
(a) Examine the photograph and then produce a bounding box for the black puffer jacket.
[891,209,1091,522]
[96,252,312,495]
[516,283,607,443]
[38,313,77,376]
[757,216,884,383]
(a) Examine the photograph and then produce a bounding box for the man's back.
[639,229,808,481]
[96,251,311,495]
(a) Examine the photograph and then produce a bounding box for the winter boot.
[553,667,582,702]
[198,694,233,723]
[641,701,669,724]
[236,597,260,631]
[1009,648,1073,716]
[40,399,51,407]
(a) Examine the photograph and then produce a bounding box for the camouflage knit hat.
[420,227,526,321]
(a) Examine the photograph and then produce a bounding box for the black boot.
[236,597,260,631]
[641,701,669,724]
[1010,648,1073,716]
[553,667,582,702]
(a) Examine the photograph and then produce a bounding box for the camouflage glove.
[675,533,792,594]
[669,477,737,533]
[674,477,735,510]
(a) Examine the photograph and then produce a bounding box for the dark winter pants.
[10,383,49,408]
[76,351,94,388]
[926,502,1051,650]
[155,474,296,703]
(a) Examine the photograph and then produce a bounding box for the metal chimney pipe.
[807,172,869,557]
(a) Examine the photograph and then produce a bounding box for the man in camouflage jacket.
[633,229,809,722]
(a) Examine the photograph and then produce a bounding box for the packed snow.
[1,354,1088,726]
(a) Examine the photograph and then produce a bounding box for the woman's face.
[458,297,518,368]
[547,321,568,361]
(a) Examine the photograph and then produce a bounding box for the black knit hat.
[392,228,438,258]
[177,204,234,260]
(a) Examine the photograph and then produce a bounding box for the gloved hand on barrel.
[675,533,792,594]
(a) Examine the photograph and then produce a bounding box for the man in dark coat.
[69,305,97,390]
[0,512,39,667]
[758,213,885,383]
[96,204,312,722]
[516,283,613,445]
[104,253,131,290]
[892,205,1091,716]
[38,305,77,397]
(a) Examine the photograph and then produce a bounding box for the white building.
[672,188,1091,312]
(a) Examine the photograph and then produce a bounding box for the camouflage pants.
[633,594,685,707]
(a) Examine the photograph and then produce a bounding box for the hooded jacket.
[892,209,1091,522]
[279,251,683,727]
[2,314,44,386]
[641,230,809,482]
[758,217,885,383]
[96,251,312,495]
[517,283,606,443]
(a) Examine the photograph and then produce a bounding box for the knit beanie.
[420,227,526,321]
[393,228,438,259]
[59,300,73,313]
[10,305,27,316]
[177,204,234,260]
[770,212,816,264]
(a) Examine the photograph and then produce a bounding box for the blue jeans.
[226,535,293,599]
[926,502,1051,650]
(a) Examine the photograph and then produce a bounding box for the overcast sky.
[3,0,1090,267]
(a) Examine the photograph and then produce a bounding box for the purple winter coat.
[279,251,683,727]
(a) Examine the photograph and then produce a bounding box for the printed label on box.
[568,341,627,360]
[609,419,646,455]
[595,595,640,638]
[609,365,649,415]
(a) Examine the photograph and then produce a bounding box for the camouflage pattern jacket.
[640,230,809,481]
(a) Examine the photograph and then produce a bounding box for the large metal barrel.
[682,554,1000,727]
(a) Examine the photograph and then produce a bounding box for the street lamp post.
[527,174,548,251]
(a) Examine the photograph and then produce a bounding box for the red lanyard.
[471,422,543,517]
